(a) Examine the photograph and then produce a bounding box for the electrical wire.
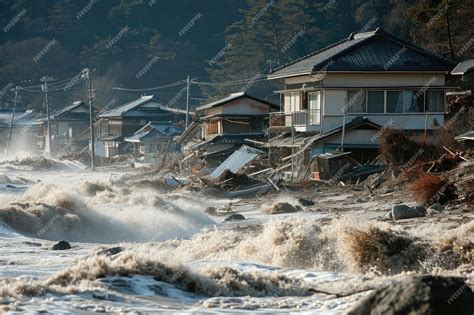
[113,80,187,91]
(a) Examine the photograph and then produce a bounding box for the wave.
[145,218,474,275]
[0,253,310,300]
[0,182,215,243]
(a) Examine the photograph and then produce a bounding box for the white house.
[267,28,457,158]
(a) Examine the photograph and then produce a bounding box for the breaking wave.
[146,218,474,275]
[0,182,215,243]
[0,252,310,299]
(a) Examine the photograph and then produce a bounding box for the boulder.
[391,204,426,220]
[52,240,71,250]
[224,214,245,222]
[430,203,445,212]
[264,202,302,214]
[298,198,315,206]
[347,275,474,315]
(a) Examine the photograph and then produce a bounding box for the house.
[0,109,42,158]
[267,27,457,162]
[94,95,187,158]
[193,92,279,166]
[47,101,91,152]
[124,121,182,154]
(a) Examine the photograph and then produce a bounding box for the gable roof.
[268,28,456,79]
[451,59,474,75]
[99,95,188,119]
[196,92,279,112]
[99,95,156,118]
[53,101,89,121]
[125,121,183,143]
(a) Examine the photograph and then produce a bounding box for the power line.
[113,80,187,92]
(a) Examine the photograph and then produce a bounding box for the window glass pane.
[426,90,444,112]
[347,90,366,113]
[367,91,384,113]
[403,91,424,112]
[308,92,320,125]
[386,91,404,113]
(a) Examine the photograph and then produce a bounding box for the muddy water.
[0,163,472,313]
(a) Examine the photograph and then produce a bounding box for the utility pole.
[5,86,20,159]
[83,68,95,170]
[185,74,190,129]
[41,76,54,157]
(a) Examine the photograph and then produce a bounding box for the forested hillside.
[0,0,472,112]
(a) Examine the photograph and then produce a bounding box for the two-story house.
[95,95,187,158]
[193,92,278,165]
[267,28,457,161]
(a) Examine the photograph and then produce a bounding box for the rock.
[96,246,123,256]
[430,203,445,211]
[52,240,71,250]
[347,275,474,315]
[297,198,315,206]
[264,202,302,214]
[391,204,426,220]
[224,214,245,222]
[205,206,218,216]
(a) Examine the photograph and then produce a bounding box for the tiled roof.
[196,92,279,112]
[99,95,155,118]
[53,101,89,121]
[268,28,456,79]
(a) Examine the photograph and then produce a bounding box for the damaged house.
[94,95,187,158]
[192,92,278,167]
[267,28,457,173]
[0,109,42,157]
[44,101,92,152]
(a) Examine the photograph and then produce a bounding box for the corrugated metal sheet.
[210,145,263,178]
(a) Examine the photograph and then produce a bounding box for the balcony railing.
[269,110,320,128]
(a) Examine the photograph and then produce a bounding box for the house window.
[347,90,366,113]
[367,91,384,113]
[425,90,444,112]
[308,92,321,125]
[206,120,219,134]
[284,92,301,112]
[404,91,424,113]
[386,91,404,113]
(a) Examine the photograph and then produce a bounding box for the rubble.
[264,202,302,214]
[388,204,426,220]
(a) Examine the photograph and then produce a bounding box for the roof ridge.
[270,36,351,74]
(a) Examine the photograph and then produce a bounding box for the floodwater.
[0,160,472,313]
